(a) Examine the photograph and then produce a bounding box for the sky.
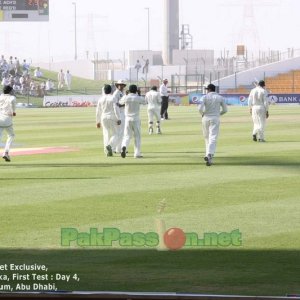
[0,0,299,63]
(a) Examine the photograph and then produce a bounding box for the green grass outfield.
[0,105,299,295]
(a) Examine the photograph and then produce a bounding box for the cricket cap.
[103,84,112,94]
[205,83,216,91]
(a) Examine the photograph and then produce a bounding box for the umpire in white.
[159,78,169,120]
[198,84,227,166]
[248,80,269,142]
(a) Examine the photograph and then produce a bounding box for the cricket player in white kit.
[113,80,127,153]
[119,84,147,158]
[96,84,121,157]
[199,84,227,166]
[248,80,269,142]
[0,85,16,162]
[145,86,162,134]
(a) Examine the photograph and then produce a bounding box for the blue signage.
[268,94,300,104]
[189,93,248,106]
[189,92,300,105]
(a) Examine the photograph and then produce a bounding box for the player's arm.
[220,97,228,115]
[96,100,102,128]
[113,100,121,125]
[263,90,269,118]
[12,97,17,116]
[248,90,253,114]
[144,94,149,104]
[157,94,162,104]
[198,96,205,116]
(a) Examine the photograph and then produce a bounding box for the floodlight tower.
[77,13,107,59]
[238,0,260,53]
[162,0,179,65]
[72,2,77,60]
[221,0,280,55]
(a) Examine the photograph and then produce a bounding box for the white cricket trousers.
[115,109,125,153]
[101,118,119,153]
[0,115,15,154]
[147,107,161,125]
[0,126,15,154]
[122,119,142,157]
[202,115,220,156]
[252,105,267,140]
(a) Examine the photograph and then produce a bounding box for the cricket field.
[0,105,299,296]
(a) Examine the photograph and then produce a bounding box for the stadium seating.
[226,69,300,94]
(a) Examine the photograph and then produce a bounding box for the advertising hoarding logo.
[239,96,246,103]
[268,95,278,103]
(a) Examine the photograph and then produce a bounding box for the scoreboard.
[0,0,49,21]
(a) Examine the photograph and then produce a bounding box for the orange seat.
[225,69,300,93]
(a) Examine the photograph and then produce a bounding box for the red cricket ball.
[163,227,186,250]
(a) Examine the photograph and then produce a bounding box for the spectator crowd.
[0,55,70,97]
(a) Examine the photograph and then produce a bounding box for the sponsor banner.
[189,93,248,105]
[169,93,184,105]
[43,95,99,107]
[268,94,300,104]
[44,93,186,107]
[189,92,300,105]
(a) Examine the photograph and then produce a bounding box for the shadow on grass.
[0,162,200,168]
[151,151,201,154]
[0,163,114,168]
[258,140,300,143]
[0,249,299,295]
[216,156,300,167]
[0,177,108,180]
[1,153,299,169]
